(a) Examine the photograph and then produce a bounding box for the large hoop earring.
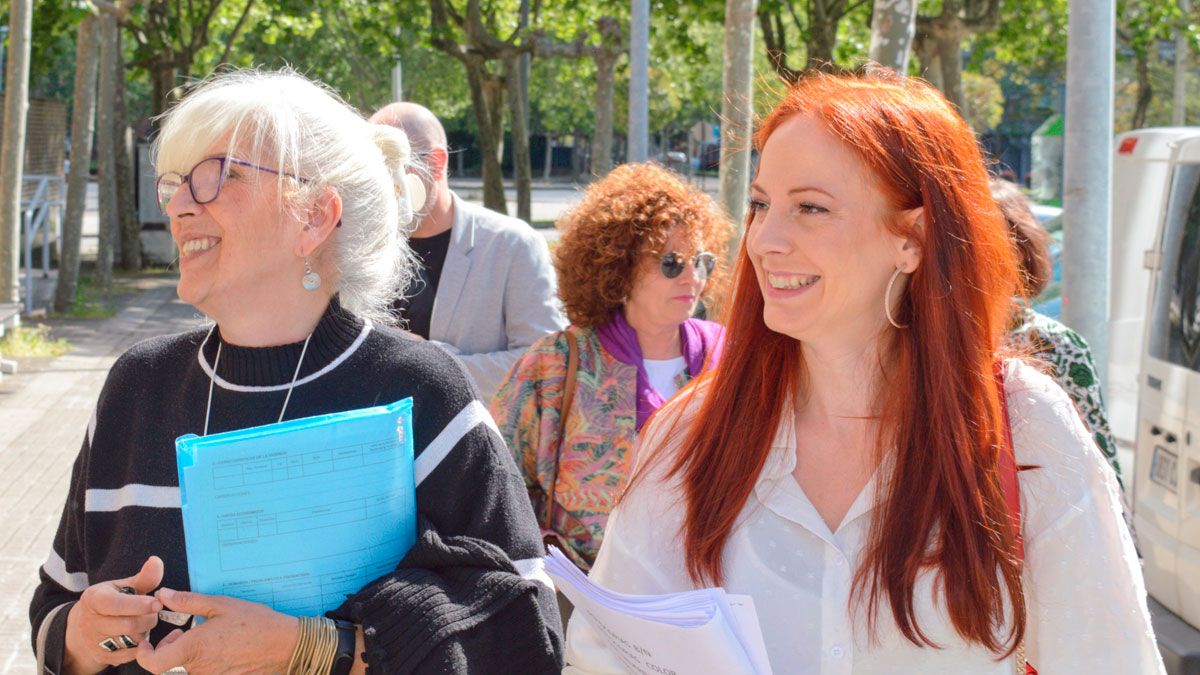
[885,267,909,329]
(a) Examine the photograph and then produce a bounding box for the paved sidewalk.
[0,276,202,674]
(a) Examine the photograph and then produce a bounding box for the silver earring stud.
[302,257,321,292]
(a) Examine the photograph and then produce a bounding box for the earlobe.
[897,208,924,273]
[899,238,921,274]
[294,188,343,258]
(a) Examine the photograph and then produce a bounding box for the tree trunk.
[94,13,119,289]
[913,30,943,89]
[1132,54,1153,129]
[806,11,839,67]
[505,55,532,222]
[591,51,616,177]
[936,32,965,111]
[150,62,179,118]
[113,29,140,271]
[719,0,757,230]
[572,129,587,180]
[543,132,554,181]
[869,0,918,73]
[0,0,33,305]
[55,15,99,313]
[465,56,507,213]
[759,9,800,82]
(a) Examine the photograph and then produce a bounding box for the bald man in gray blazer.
[371,102,566,400]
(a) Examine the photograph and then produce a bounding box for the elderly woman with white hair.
[28,70,562,675]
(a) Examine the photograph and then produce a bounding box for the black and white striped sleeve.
[29,420,93,674]
[331,365,563,673]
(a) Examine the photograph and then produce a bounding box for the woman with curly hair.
[489,162,734,571]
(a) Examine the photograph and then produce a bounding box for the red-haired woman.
[564,71,1164,674]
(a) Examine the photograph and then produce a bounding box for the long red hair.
[660,69,1023,654]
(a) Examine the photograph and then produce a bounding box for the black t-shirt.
[393,228,453,339]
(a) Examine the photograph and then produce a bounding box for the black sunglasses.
[660,251,716,279]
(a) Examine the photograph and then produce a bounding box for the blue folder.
[177,398,415,617]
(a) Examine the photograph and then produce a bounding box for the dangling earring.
[884,267,909,329]
[302,257,322,292]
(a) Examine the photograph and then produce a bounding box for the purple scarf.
[595,310,725,430]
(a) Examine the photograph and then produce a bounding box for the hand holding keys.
[99,585,193,651]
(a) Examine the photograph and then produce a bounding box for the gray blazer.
[428,193,567,400]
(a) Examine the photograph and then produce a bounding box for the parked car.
[1137,130,1200,674]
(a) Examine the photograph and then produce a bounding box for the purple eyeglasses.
[155,156,305,215]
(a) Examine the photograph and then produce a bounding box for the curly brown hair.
[554,163,735,328]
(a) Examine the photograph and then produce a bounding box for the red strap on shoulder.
[995,361,1023,561]
[995,362,1037,675]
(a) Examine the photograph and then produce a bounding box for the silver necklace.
[201,326,314,436]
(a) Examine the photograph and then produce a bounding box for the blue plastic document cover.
[176,397,415,617]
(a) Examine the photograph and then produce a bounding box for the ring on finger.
[97,635,137,652]
[98,637,121,652]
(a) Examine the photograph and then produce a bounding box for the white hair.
[153,68,417,325]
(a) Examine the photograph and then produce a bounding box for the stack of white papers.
[545,547,773,675]
[177,398,416,617]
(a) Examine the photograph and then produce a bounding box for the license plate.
[1150,445,1179,493]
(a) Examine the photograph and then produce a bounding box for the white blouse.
[564,360,1165,674]
[643,356,687,399]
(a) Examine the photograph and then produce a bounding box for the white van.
[1137,131,1200,672]
[1112,129,1200,451]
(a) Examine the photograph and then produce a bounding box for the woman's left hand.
[135,588,298,675]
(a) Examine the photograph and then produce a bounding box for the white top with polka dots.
[563,359,1165,675]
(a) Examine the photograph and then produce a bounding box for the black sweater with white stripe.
[29,299,563,674]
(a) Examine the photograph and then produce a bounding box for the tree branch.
[444,0,464,28]
[91,0,141,21]
[845,0,870,17]
[217,0,255,67]
[785,0,806,34]
[963,0,1000,31]
[430,0,470,62]
[190,0,226,56]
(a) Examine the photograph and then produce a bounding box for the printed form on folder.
[176,398,416,617]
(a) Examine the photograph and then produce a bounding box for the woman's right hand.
[63,556,164,674]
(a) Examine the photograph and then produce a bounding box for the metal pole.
[1062,0,1114,382]
[391,61,403,103]
[628,0,649,162]
[718,0,758,231]
[1174,0,1191,126]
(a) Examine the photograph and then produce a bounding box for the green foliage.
[530,57,596,135]
[1118,0,1190,58]
[16,0,1200,177]
[57,277,117,319]
[962,71,1004,132]
[0,324,71,358]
